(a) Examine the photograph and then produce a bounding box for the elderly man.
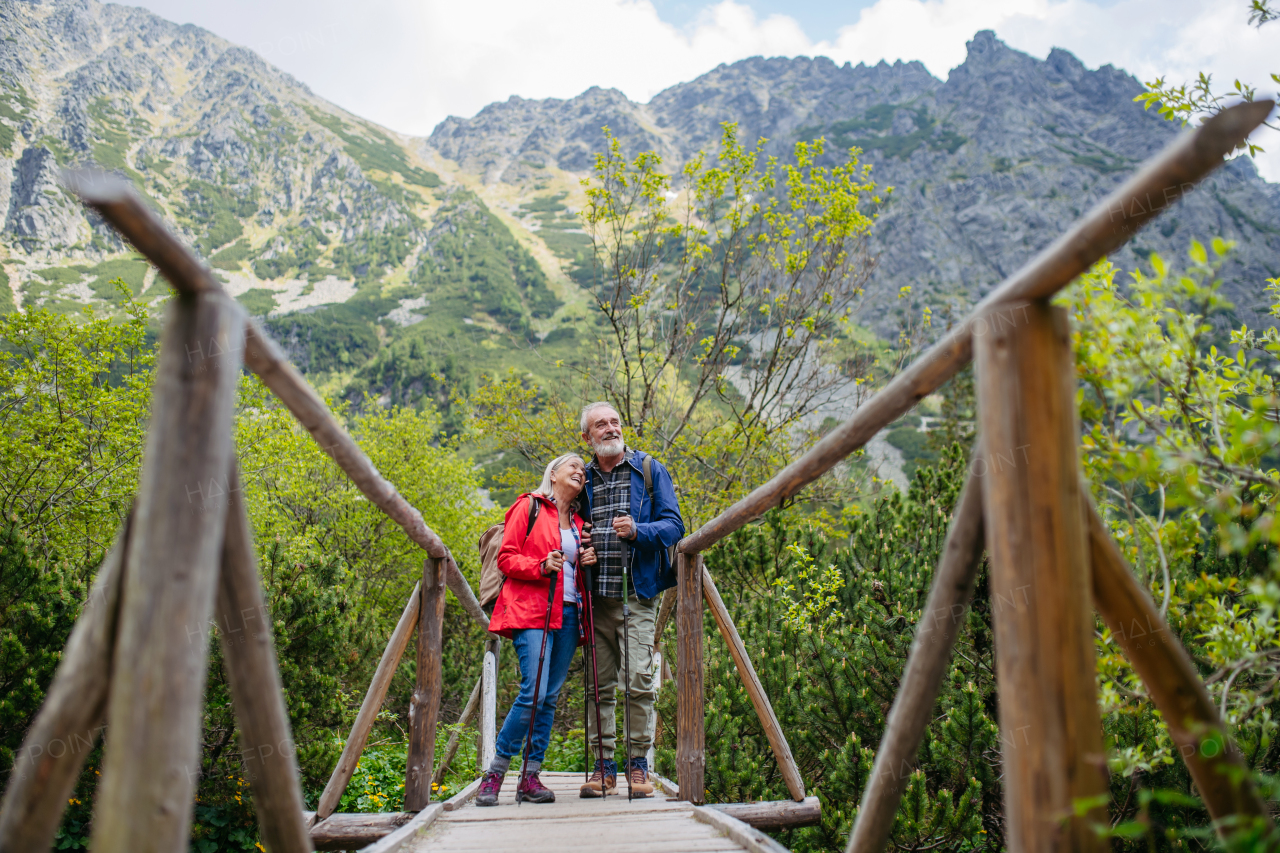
[577,401,684,798]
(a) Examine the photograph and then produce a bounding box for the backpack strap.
[523,494,541,544]
[642,454,654,498]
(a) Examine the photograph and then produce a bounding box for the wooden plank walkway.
[403,773,778,853]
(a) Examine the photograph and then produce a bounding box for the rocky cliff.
[3,0,1277,363]
[426,32,1280,329]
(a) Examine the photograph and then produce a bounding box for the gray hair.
[579,401,620,434]
[535,453,586,512]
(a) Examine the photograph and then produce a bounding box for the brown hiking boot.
[579,758,617,798]
[625,757,654,798]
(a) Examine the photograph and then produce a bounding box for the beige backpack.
[478,496,541,610]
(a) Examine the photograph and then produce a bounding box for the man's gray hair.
[579,401,620,434]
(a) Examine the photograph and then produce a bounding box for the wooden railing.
[672,100,1278,851]
[0,169,501,853]
[0,168,811,851]
[0,97,1272,853]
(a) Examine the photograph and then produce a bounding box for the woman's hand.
[542,550,565,575]
[580,546,597,566]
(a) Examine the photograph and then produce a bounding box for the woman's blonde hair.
[535,453,587,513]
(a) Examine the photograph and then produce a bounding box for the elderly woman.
[477,453,597,806]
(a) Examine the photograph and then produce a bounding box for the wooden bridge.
[0,99,1274,853]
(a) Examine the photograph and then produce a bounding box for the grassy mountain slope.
[3,1,1277,417]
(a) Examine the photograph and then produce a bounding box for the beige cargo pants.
[584,592,657,761]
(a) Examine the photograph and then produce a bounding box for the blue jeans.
[494,602,579,764]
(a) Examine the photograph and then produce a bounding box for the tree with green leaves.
[653,446,1004,852]
[473,122,891,524]
[0,283,153,567]
[1064,247,1280,847]
[1136,1,1278,157]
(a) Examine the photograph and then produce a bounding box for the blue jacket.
[582,449,685,600]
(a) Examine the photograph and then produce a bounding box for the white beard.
[592,438,624,457]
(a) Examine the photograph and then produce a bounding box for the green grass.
[1070,153,1129,174]
[801,103,968,161]
[88,99,146,186]
[36,266,88,285]
[235,288,278,316]
[0,81,32,155]
[182,181,256,255]
[210,239,253,270]
[520,192,568,214]
[302,105,441,188]
[0,266,13,313]
[86,258,149,296]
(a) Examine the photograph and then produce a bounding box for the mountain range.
[2,0,1278,409]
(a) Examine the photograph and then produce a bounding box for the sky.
[129,0,1280,181]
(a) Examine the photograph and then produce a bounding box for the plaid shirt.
[586,450,637,600]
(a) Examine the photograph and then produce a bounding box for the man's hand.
[581,523,592,549]
[612,514,636,540]
[543,550,564,575]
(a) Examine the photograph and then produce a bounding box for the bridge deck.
[406,773,756,853]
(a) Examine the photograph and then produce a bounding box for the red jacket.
[488,494,587,641]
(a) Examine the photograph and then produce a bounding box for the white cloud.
[130,0,1279,179]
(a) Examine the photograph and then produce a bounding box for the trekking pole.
[617,513,634,802]
[586,563,611,799]
[517,555,560,805]
[581,527,610,801]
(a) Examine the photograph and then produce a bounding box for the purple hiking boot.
[475,770,504,806]
[515,771,555,804]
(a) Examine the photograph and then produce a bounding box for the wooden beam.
[707,797,823,831]
[480,639,499,772]
[89,293,242,853]
[846,467,985,853]
[63,170,491,635]
[315,582,421,821]
[975,301,1108,852]
[307,812,413,852]
[692,805,791,853]
[702,568,805,801]
[676,100,1273,556]
[406,557,447,810]
[216,465,313,853]
[433,674,483,786]
[305,777,482,852]
[359,803,444,853]
[1087,502,1271,833]
[0,514,130,850]
[676,551,706,804]
[64,170,221,298]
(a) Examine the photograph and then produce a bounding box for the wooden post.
[0,515,130,851]
[216,465,313,853]
[480,639,499,772]
[406,557,446,810]
[974,301,1108,852]
[846,468,986,853]
[676,551,705,804]
[1087,502,1271,833]
[702,568,805,801]
[90,293,243,853]
[316,583,421,820]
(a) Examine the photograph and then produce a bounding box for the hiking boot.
[625,756,654,798]
[516,771,555,804]
[476,770,504,806]
[579,758,618,798]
